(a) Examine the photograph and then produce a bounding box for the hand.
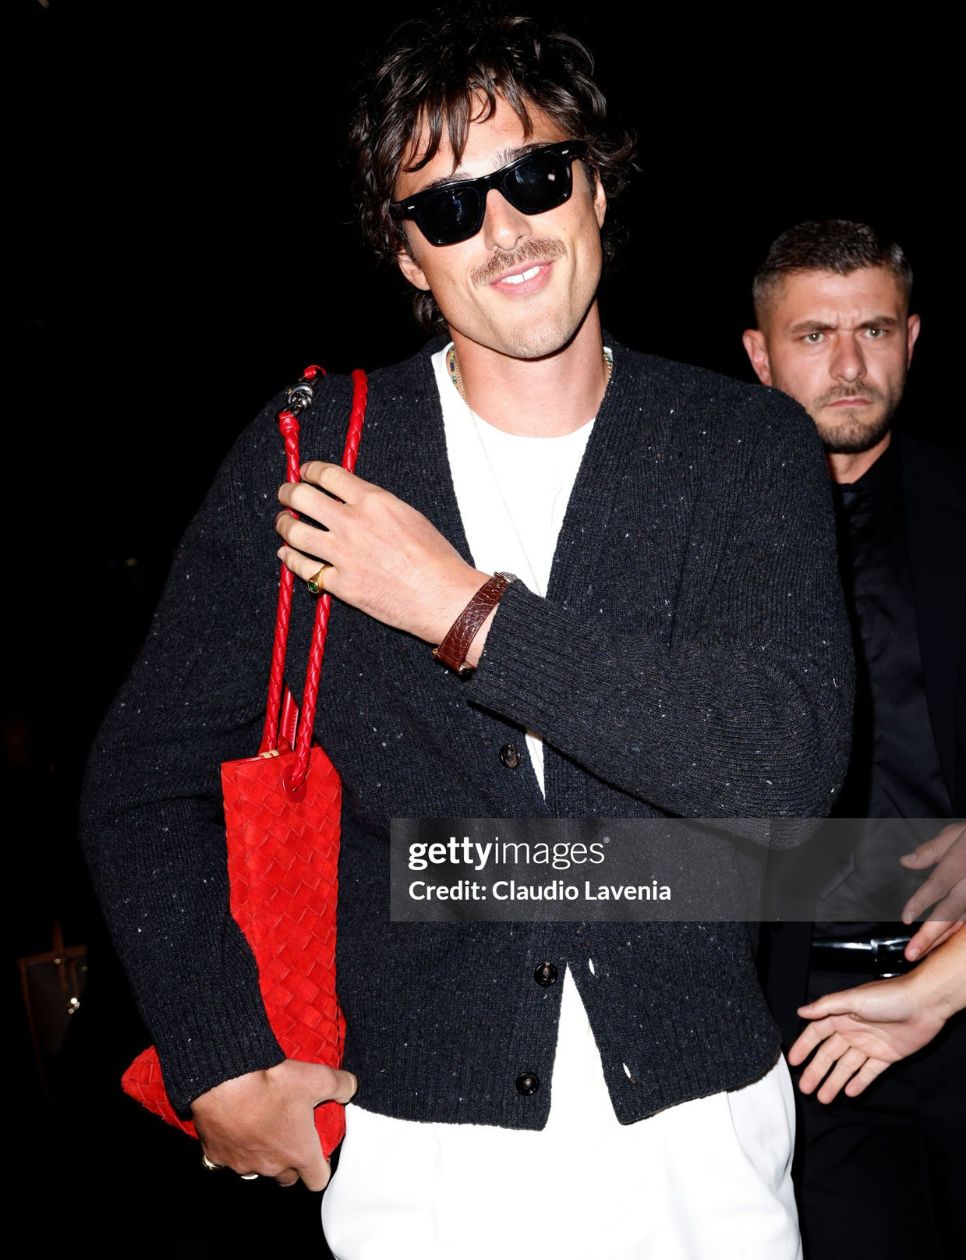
[276,462,490,650]
[899,822,966,960]
[787,977,945,1103]
[191,1059,357,1189]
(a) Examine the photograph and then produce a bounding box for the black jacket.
[760,432,966,1046]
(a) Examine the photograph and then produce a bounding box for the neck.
[449,305,608,436]
[827,431,892,484]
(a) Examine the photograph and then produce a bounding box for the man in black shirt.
[744,220,966,1260]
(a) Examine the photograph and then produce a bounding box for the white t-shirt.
[433,343,595,794]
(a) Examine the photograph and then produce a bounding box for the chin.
[816,408,893,456]
[503,309,592,361]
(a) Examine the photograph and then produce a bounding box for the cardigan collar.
[367,333,640,614]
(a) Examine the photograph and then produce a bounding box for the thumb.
[797,989,862,1018]
[325,1068,359,1105]
[302,1063,358,1106]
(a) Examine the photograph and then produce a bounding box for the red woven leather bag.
[121,365,367,1159]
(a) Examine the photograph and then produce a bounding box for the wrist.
[907,947,962,1022]
[433,571,516,676]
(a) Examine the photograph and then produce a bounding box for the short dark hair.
[348,7,637,330]
[752,220,914,324]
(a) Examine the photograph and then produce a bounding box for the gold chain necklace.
[446,345,613,404]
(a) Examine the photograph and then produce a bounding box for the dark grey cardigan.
[80,339,853,1126]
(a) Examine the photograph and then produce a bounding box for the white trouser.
[321,968,801,1260]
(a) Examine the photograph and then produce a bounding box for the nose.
[481,188,532,252]
[830,334,867,384]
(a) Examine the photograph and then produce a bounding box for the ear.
[592,172,607,229]
[396,246,431,293]
[742,328,773,386]
[906,312,921,367]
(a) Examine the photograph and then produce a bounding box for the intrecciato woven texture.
[121,367,367,1160]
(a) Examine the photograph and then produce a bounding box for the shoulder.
[612,341,822,460]
[896,431,966,509]
[896,433,966,566]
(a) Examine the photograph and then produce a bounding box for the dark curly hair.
[348,8,638,330]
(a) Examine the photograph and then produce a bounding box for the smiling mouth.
[472,239,566,287]
[499,264,543,286]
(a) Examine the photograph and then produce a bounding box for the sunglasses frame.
[390,140,590,247]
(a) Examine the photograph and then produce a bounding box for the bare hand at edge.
[899,821,966,960]
[191,1059,357,1190]
[788,931,966,1102]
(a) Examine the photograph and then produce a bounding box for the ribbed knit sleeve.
[466,377,853,822]
[78,380,350,1113]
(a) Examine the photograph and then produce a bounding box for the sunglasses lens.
[503,150,574,214]
[398,143,585,246]
[416,186,485,247]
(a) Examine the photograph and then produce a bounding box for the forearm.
[79,396,295,1110]
[467,578,852,820]
[908,929,966,1021]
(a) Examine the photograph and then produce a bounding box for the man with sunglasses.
[81,11,852,1258]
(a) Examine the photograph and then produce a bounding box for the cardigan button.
[515,1071,540,1096]
[533,962,558,987]
[500,743,521,769]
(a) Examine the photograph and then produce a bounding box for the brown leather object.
[433,572,515,676]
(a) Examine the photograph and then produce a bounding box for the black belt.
[810,935,917,979]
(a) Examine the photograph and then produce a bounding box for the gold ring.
[306,562,332,596]
[201,1152,224,1172]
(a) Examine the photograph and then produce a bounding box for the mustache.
[471,238,566,287]
[815,383,885,408]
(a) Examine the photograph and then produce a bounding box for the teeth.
[502,265,541,285]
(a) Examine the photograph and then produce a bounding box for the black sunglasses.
[390,140,589,247]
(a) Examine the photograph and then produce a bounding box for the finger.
[843,1057,890,1097]
[798,1031,849,1094]
[279,479,351,525]
[901,872,952,925]
[296,1148,332,1194]
[300,461,365,503]
[816,1047,867,1104]
[796,986,866,1020]
[928,886,966,922]
[318,1068,358,1106]
[275,513,340,564]
[899,824,963,867]
[899,844,936,868]
[273,1168,300,1189]
[278,547,341,592]
[905,918,961,961]
[788,1019,832,1066]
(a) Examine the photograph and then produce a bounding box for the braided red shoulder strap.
[258,365,368,792]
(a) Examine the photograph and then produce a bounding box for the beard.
[807,382,905,455]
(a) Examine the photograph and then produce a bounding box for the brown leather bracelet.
[432,572,517,677]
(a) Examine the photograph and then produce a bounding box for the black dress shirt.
[816,440,951,936]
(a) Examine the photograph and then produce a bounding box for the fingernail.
[901,911,913,925]
[906,946,919,961]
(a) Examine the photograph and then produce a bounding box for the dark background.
[9,1,960,1255]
